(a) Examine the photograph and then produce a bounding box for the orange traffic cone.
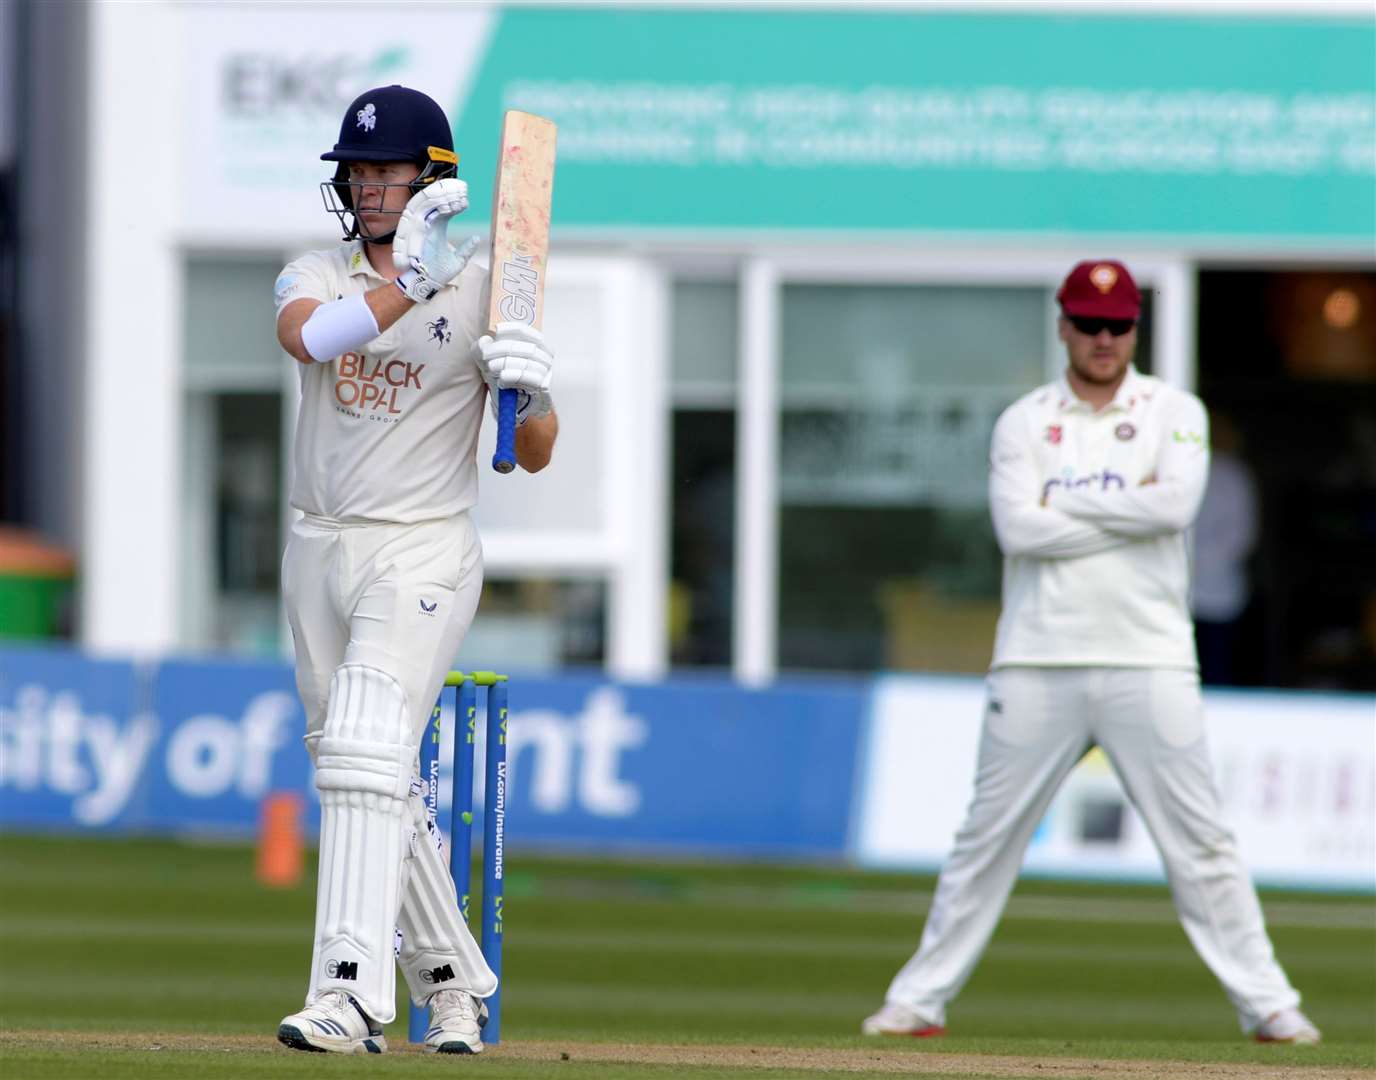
[256,790,304,888]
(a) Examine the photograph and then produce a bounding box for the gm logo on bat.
[497,250,539,324]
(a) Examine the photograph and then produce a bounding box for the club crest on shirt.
[1115,422,1137,441]
[427,317,452,347]
[1045,425,1063,445]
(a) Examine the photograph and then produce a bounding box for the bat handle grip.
[492,388,518,474]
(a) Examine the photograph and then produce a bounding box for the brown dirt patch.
[1,1030,1368,1079]
[507,1041,1373,1078]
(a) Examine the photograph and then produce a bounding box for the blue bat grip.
[492,389,518,474]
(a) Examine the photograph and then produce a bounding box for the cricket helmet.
[320,85,458,242]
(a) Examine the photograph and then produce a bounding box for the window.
[776,284,1049,674]
[180,255,287,654]
[463,579,606,671]
[669,282,738,668]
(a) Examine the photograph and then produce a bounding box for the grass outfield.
[0,834,1372,1079]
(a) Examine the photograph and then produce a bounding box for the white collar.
[1055,365,1144,414]
[344,241,388,281]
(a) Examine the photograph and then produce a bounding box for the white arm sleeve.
[1051,393,1210,537]
[988,407,1131,559]
[299,294,381,364]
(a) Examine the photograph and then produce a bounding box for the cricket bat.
[487,110,557,474]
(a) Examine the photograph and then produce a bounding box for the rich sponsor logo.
[419,599,438,616]
[326,959,358,980]
[1042,467,1126,502]
[1045,424,1063,445]
[420,963,455,984]
[273,274,299,306]
[1115,422,1136,441]
[1172,429,1205,446]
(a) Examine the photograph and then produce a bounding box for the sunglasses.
[1068,316,1136,337]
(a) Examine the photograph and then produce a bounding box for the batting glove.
[392,179,476,303]
[473,322,554,423]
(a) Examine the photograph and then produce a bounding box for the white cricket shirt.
[988,366,1210,669]
[274,242,488,523]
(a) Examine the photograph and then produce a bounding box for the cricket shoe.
[861,1001,946,1038]
[1255,1008,1321,1045]
[423,989,489,1054]
[276,990,386,1054]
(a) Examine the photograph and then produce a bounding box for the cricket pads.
[309,664,414,1022]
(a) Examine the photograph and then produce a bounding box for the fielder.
[862,260,1320,1046]
[271,85,558,1055]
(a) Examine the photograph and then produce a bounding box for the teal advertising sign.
[451,8,1374,246]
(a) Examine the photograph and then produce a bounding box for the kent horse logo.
[427,316,451,346]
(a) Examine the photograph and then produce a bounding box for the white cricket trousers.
[885,666,1301,1033]
[282,512,496,1017]
[282,512,483,743]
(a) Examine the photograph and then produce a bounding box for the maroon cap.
[1056,260,1141,320]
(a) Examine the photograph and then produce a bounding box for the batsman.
[271,84,558,1054]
